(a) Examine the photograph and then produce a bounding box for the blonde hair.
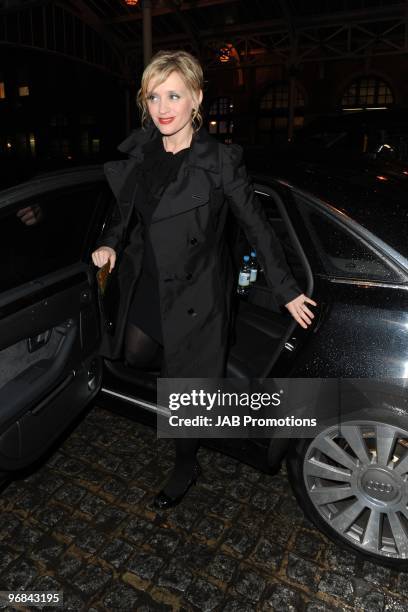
[137,50,204,132]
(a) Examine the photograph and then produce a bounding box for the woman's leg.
[124,322,163,370]
[124,324,200,500]
[162,437,200,498]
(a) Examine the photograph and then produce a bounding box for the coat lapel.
[113,123,221,223]
[152,165,209,222]
[154,125,221,222]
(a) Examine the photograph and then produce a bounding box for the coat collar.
[117,123,220,173]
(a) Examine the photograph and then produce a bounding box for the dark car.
[0,162,407,569]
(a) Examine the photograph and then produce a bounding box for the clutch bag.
[96,260,120,335]
[96,261,111,296]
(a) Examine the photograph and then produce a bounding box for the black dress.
[127,136,189,345]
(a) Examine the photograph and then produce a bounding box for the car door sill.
[100,387,169,417]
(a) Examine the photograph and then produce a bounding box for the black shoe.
[152,462,202,510]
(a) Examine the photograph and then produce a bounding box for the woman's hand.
[91,246,116,272]
[285,294,317,329]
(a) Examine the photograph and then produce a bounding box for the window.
[341,76,394,109]
[0,82,5,99]
[50,138,71,157]
[260,84,304,110]
[81,130,89,155]
[18,85,29,97]
[208,96,234,143]
[275,117,288,129]
[81,133,100,156]
[80,114,96,125]
[258,82,305,142]
[50,113,68,127]
[91,138,100,153]
[0,183,109,292]
[258,192,307,290]
[209,97,233,116]
[16,132,29,155]
[29,133,36,156]
[295,195,404,283]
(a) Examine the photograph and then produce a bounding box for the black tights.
[124,322,163,371]
[164,437,200,498]
[124,322,200,497]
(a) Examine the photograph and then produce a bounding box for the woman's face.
[146,70,202,139]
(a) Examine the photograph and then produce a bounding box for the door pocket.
[0,319,77,432]
[0,328,62,392]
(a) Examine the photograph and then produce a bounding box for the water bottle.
[249,250,258,283]
[237,255,251,296]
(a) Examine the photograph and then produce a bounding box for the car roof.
[0,165,105,206]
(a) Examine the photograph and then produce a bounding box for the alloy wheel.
[303,420,408,559]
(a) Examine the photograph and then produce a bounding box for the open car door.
[0,167,110,474]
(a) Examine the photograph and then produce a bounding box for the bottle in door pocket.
[249,250,258,283]
[237,255,251,297]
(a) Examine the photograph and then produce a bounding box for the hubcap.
[360,468,401,504]
[303,420,408,560]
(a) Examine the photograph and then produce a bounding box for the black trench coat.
[96,124,301,377]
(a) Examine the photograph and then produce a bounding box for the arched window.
[208,96,234,143]
[341,76,394,110]
[260,84,304,110]
[258,83,305,143]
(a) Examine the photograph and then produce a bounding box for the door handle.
[284,336,298,352]
[27,329,52,353]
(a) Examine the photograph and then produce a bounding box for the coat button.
[190,237,198,245]
[186,273,192,280]
[187,308,197,317]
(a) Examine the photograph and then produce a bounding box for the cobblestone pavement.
[0,405,407,611]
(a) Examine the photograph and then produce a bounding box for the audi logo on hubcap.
[365,480,394,495]
[360,468,400,503]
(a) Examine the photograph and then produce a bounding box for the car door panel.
[0,321,63,391]
[0,264,102,470]
[0,318,78,427]
[0,176,109,472]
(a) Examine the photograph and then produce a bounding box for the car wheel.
[287,410,408,568]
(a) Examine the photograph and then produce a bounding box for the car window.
[257,192,307,289]
[295,194,405,283]
[1,182,108,292]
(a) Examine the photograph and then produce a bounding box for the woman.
[92,50,317,509]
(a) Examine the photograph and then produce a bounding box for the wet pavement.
[0,405,407,611]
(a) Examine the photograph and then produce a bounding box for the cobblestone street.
[0,405,407,611]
